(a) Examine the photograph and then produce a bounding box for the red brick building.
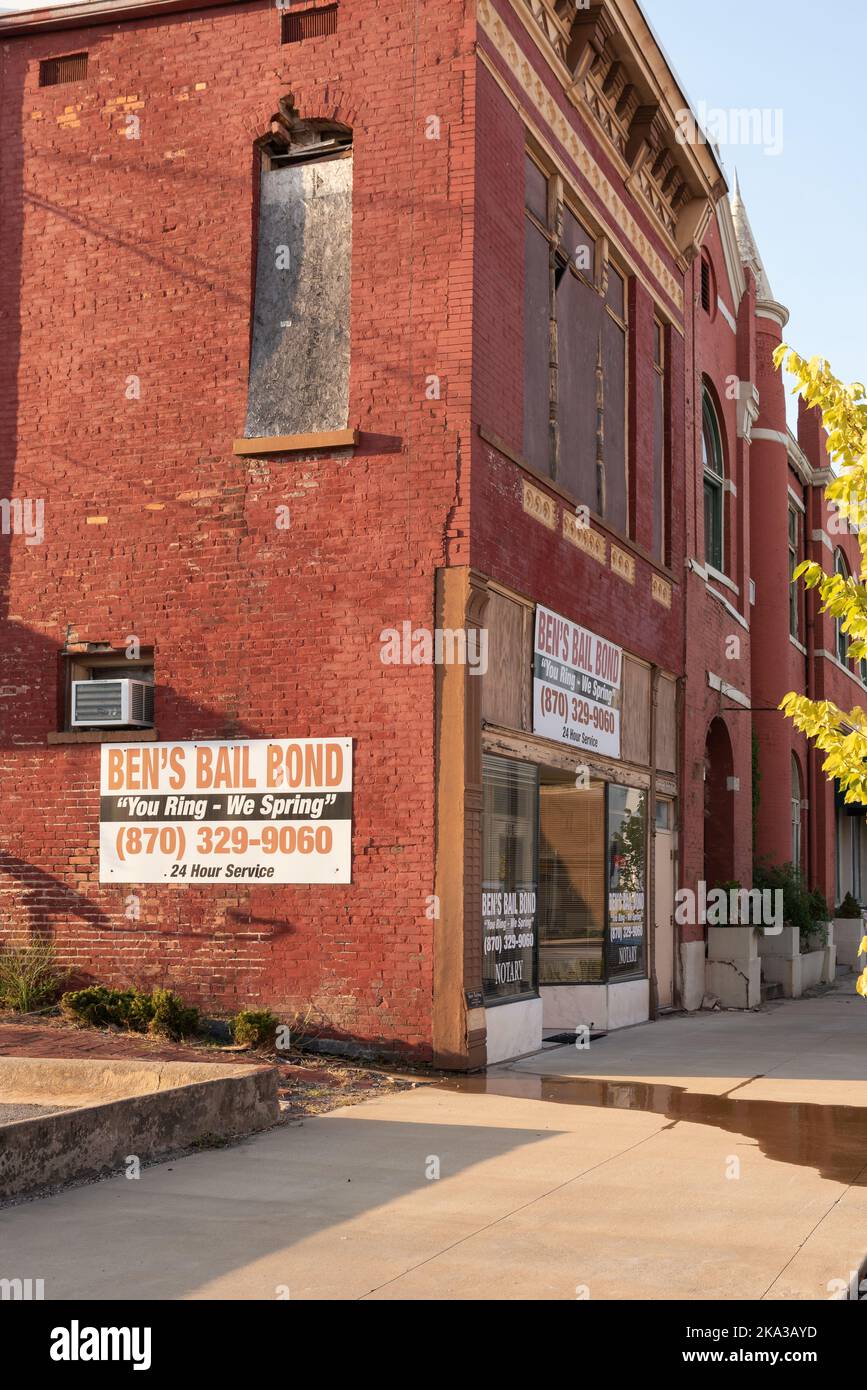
[0,0,858,1065]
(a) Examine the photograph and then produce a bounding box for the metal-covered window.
[281,4,338,44]
[702,389,724,573]
[245,104,352,439]
[39,53,88,87]
[523,154,629,534]
[652,319,666,564]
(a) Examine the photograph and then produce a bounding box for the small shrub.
[753,861,829,950]
[149,987,199,1041]
[231,1008,278,1050]
[0,938,65,1012]
[60,984,198,1038]
[836,892,863,919]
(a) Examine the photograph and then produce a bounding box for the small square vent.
[282,4,338,44]
[39,53,88,87]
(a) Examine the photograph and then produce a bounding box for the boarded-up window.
[602,267,627,533]
[522,158,629,531]
[523,157,551,475]
[652,320,665,563]
[245,128,352,439]
[557,208,598,505]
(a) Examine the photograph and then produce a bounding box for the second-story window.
[245,102,353,439]
[835,550,850,665]
[788,503,801,640]
[523,154,629,535]
[702,389,724,573]
[652,319,666,564]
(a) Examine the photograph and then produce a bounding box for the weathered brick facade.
[0,0,859,1063]
[0,0,478,1059]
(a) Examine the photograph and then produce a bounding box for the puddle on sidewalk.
[437,1073,867,1185]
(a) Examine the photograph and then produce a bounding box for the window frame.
[702,389,725,574]
[791,753,802,871]
[652,316,667,564]
[60,648,155,733]
[788,503,801,641]
[835,549,850,666]
[523,151,631,536]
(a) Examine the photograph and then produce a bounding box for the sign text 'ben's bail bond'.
[99,738,352,885]
[532,605,622,759]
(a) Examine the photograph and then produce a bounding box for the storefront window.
[538,775,605,982]
[481,755,538,1002]
[607,785,647,978]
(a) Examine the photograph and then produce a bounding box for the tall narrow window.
[602,265,628,534]
[482,756,539,1002]
[652,319,666,563]
[835,550,850,665]
[522,156,628,530]
[557,206,600,508]
[523,156,552,476]
[245,103,352,439]
[702,390,724,573]
[607,785,647,979]
[788,503,801,640]
[791,754,802,871]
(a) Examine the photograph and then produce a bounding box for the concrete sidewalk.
[2,982,866,1300]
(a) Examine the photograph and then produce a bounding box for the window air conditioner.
[71,679,154,728]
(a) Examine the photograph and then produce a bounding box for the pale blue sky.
[643,0,867,402]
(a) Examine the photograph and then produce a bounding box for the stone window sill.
[233,429,358,456]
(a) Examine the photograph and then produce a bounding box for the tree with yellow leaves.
[773,345,867,999]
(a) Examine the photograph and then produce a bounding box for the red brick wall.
[0,0,476,1056]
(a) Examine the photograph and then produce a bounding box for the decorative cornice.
[513,0,720,265]
[479,0,684,310]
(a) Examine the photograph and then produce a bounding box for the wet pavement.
[1,980,865,1300]
[443,1072,867,1188]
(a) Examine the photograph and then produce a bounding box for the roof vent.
[282,4,338,44]
[39,53,88,87]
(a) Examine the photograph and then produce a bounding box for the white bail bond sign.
[533,606,622,758]
[99,738,352,884]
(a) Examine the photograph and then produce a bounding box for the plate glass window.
[481,756,539,1002]
[607,785,647,979]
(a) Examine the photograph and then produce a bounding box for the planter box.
[706,926,760,1008]
[833,915,865,968]
[757,922,835,998]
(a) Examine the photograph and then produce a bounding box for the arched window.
[702,390,724,573]
[791,754,803,871]
[835,550,850,665]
